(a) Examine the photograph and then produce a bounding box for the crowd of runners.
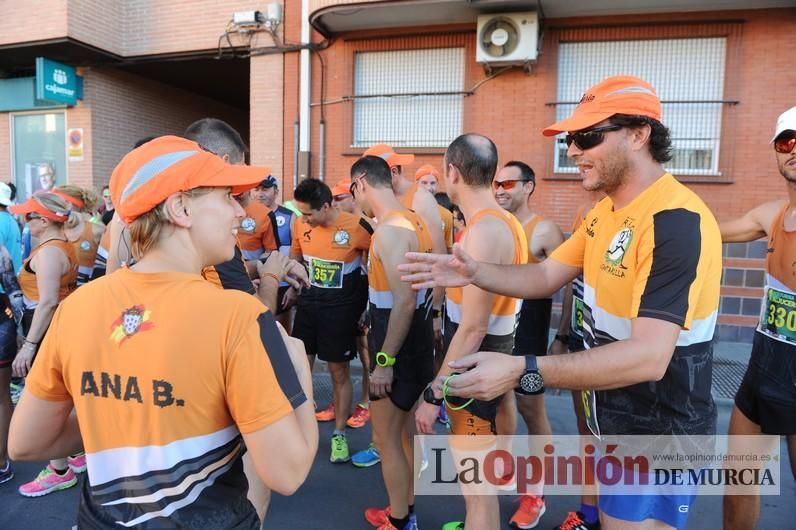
[0,75,792,530]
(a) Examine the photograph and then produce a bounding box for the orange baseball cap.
[542,76,662,136]
[415,164,440,181]
[364,144,415,168]
[331,180,352,197]
[52,190,85,210]
[10,193,70,222]
[110,136,271,223]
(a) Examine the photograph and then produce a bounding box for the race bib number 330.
[309,258,344,289]
[760,287,796,344]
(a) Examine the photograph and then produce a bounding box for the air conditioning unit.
[476,12,539,70]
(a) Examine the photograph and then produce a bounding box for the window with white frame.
[352,47,464,148]
[554,37,727,175]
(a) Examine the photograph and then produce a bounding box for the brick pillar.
[250,53,285,195]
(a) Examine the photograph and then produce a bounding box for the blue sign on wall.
[35,57,83,106]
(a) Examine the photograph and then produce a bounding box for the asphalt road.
[1,392,793,529]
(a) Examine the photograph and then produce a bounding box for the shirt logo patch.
[110,305,154,345]
[241,217,256,233]
[79,240,91,251]
[333,230,351,247]
[604,228,633,268]
[585,217,598,238]
[276,216,286,227]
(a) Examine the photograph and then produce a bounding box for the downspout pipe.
[298,0,312,180]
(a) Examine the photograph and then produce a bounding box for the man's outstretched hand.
[431,351,526,402]
[399,243,478,290]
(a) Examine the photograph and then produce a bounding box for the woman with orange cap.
[53,185,106,286]
[8,192,82,497]
[9,136,316,528]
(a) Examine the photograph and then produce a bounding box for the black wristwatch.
[554,333,569,344]
[423,385,443,406]
[515,355,544,395]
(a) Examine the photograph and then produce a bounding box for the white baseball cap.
[0,183,12,207]
[771,106,796,143]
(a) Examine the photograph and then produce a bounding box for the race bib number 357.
[309,258,344,289]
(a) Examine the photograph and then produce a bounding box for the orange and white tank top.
[75,220,102,286]
[446,209,529,336]
[369,209,432,310]
[19,239,79,308]
[758,203,796,345]
[522,214,544,265]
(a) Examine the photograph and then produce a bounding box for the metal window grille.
[352,47,464,148]
[554,37,727,175]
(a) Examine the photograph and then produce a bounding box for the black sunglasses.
[350,172,367,197]
[774,130,796,154]
[565,124,624,151]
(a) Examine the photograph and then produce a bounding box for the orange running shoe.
[315,403,335,422]
[365,506,390,527]
[346,404,370,428]
[509,495,546,529]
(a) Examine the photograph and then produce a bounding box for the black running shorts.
[512,298,552,356]
[368,306,434,411]
[292,301,358,363]
[735,332,796,434]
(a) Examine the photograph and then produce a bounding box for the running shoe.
[509,495,546,529]
[67,454,87,473]
[365,505,391,526]
[9,382,22,405]
[437,405,450,426]
[315,403,336,422]
[352,442,381,468]
[365,506,418,528]
[0,460,13,485]
[18,464,77,497]
[375,516,418,530]
[441,522,464,530]
[346,404,370,428]
[330,433,350,463]
[554,511,601,530]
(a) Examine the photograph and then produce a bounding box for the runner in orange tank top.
[8,192,82,497]
[719,106,796,530]
[351,155,434,530]
[492,160,565,528]
[365,144,447,352]
[413,134,527,530]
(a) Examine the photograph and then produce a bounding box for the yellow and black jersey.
[551,173,722,435]
[291,211,372,305]
[201,244,256,296]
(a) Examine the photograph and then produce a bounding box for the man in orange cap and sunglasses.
[401,76,722,530]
